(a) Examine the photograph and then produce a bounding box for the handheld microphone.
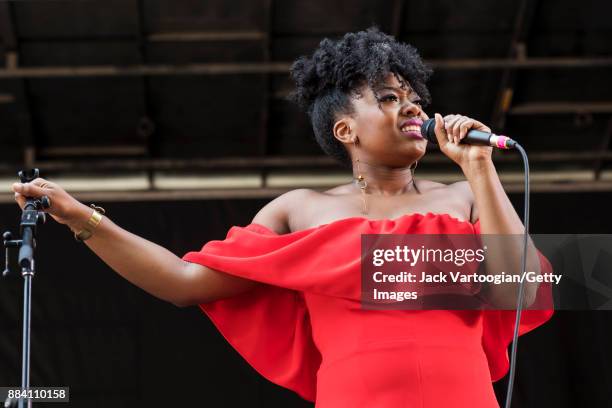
[420,118,516,149]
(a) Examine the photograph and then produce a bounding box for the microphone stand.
[3,169,51,408]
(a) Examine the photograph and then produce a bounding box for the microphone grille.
[420,118,437,144]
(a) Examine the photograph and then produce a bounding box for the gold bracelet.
[74,204,106,242]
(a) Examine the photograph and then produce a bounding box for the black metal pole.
[2,169,49,408]
[18,272,33,408]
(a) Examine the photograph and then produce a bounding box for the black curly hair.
[289,27,433,169]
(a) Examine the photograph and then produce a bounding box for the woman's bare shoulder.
[282,188,321,201]
[416,179,447,192]
[416,179,472,195]
[251,189,318,234]
[446,180,474,198]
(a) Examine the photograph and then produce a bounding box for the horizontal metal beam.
[2,179,612,204]
[0,63,292,78]
[39,145,148,157]
[510,102,612,115]
[0,156,339,172]
[0,166,610,204]
[496,150,612,161]
[148,31,266,42]
[430,57,612,70]
[0,169,596,191]
[1,57,611,78]
[1,150,612,174]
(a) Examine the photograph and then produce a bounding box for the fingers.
[474,121,491,134]
[14,192,26,209]
[11,177,53,198]
[457,118,478,143]
[434,113,444,132]
[12,182,45,198]
[30,177,54,189]
[444,115,463,144]
[433,113,449,146]
[443,115,490,144]
[435,113,492,150]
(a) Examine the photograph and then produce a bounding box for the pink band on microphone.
[496,136,510,149]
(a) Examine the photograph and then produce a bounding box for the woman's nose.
[400,101,421,116]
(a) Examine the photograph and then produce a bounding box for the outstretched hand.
[11,178,86,226]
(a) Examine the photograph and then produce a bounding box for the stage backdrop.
[1,191,611,407]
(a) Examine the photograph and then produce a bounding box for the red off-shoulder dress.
[182,212,553,408]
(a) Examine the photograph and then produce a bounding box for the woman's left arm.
[463,160,541,309]
[432,113,541,308]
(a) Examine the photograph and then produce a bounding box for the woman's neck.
[352,160,415,196]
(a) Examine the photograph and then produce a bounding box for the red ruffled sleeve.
[182,223,323,401]
[473,220,555,381]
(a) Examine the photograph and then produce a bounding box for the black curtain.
[1,192,611,407]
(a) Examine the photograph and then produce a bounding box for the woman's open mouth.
[399,118,424,139]
[400,125,423,139]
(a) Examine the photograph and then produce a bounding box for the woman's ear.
[333,117,356,144]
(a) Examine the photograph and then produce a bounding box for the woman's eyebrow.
[377,86,418,96]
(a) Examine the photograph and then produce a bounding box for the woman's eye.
[412,100,422,106]
[380,94,399,102]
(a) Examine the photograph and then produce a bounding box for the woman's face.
[348,73,429,166]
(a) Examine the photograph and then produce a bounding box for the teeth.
[401,126,421,132]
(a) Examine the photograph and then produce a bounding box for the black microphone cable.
[503,142,530,408]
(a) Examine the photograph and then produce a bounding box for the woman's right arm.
[11,178,290,306]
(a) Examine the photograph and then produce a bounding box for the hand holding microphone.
[420,113,517,168]
[421,114,516,149]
